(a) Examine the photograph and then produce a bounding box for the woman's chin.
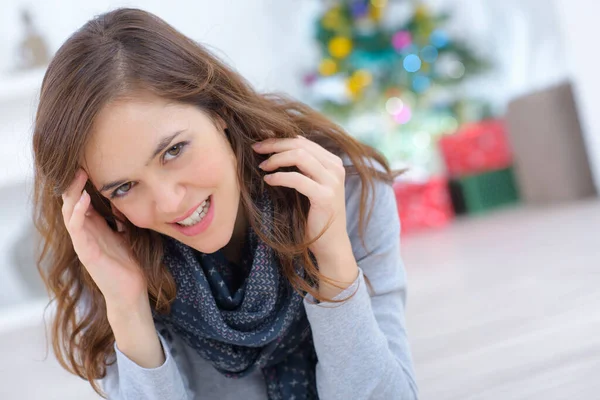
[184,231,230,255]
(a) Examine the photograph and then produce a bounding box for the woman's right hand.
[61,168,148,311]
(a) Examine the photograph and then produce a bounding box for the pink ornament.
[303,73,317,86]
[392,31,412,51]
[394,105,412,124]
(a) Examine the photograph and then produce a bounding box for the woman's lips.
[169,199,207,223]
[169,195,215,237]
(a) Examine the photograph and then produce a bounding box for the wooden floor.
[0,198,598,399]
[403,198,600,400]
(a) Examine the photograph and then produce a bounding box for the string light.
[448,61,465,79]
[386,97,404,115]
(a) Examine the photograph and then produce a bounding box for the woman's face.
[83,94,241,253]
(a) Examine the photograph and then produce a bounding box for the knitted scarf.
[154,193,319,400]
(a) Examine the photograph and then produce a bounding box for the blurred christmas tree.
[303,0,493,177]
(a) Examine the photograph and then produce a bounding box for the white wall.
[422,0,569,112]
[0,0,296,92]
[553,0,600,190]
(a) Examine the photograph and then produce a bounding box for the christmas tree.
[304,0,491,177]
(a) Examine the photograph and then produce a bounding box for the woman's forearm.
[107,295,165,369]
[314,236,359,299]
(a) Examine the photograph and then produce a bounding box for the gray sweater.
[97,169,418,400]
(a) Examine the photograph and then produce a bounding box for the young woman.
[32,8,418,400]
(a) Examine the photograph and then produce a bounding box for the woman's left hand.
[252,136,352,265]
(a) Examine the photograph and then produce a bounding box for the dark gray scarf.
[154,193,319,400]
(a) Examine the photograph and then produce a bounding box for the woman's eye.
[163,142,188,162]
[112,182,133,198]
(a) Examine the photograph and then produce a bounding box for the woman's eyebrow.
[146,130,186,165]
[98,130,186,193]
[99,178,128,193]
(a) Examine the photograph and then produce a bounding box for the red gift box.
[438,119,513,177]
[393,177,454,234]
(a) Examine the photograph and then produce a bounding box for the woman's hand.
[253,136,358,293]
[61,169,147,312]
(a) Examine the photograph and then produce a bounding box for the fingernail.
[258,161,266,169]
[252,142,262,149]
[79,190,87,203]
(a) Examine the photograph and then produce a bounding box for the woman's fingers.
[296,135,344,169]
[67,190,92,256]
[264,171,325,200]
[253,136,345,181]
[259,148,334,185]
[61,169,88,223]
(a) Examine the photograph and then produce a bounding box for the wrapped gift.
[449,167,520,215]
[506,82,596,204]
[393,177,454,234]
[438,119,513,177]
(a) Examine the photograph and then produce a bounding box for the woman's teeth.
[176,198,210,227]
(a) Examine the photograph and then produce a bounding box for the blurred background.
[0,0,599,399]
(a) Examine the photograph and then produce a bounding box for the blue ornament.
[412,75,431,93]
[420,45,439,63]
[430,29,450,48]
[403,54,422,73]
[351,1,369,18]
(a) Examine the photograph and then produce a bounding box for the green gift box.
[449,167,520,215]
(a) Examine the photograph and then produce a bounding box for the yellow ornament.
[415,4,430,21]
[370,0,388,8]
[318,59,338,76]
[322,9,341,30]
[353,70,373,87]
[346,70,372,99]
[420,21,434,37]
[369,1,385,21]
[329,36,353,59]
[346,77,362,99]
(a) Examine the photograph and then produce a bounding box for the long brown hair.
[33,8,395,397]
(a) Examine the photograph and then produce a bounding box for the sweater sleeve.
[98,326,194,400]
[303,171,419,400]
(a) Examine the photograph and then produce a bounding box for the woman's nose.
[153,182,186,217]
